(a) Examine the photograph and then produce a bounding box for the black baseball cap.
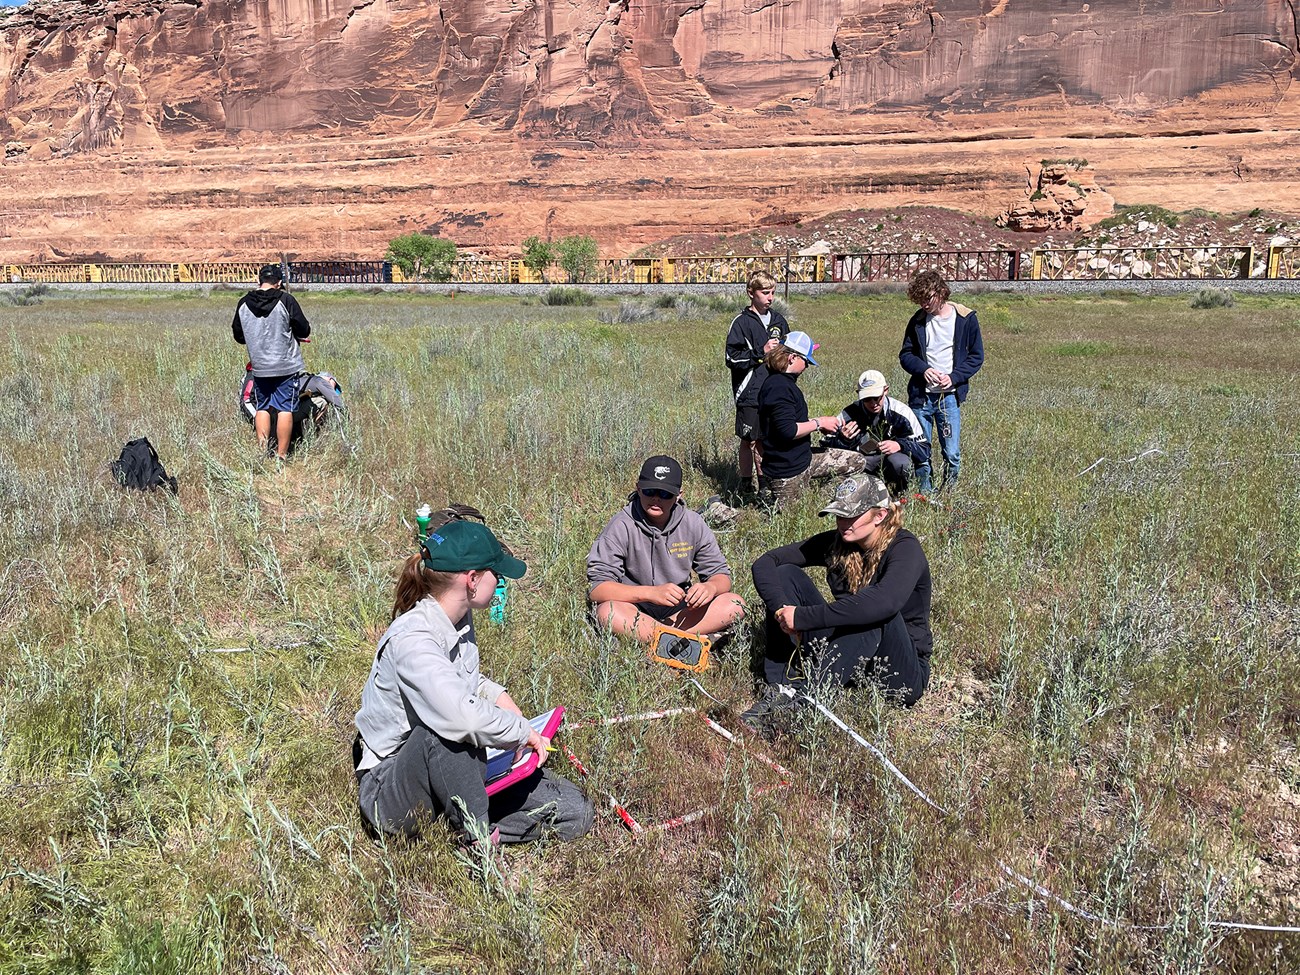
[259,264,284,284]
[636,455,683,495]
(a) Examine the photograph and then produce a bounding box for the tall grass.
[1,288,1298,972]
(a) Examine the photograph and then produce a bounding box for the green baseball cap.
[421,520,527,579]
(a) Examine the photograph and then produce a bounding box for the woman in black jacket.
[747,473,932,720]
[756,329,840,507]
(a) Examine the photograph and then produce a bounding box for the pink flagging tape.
[790,687,1300,936]
[561,706,789,835]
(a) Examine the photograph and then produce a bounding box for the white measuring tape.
[777,686,1300,935]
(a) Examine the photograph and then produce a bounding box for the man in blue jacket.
[898,271,983,493]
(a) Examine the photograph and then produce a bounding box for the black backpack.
[109,437,178,494]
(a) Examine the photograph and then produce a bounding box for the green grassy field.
[1,287,1298,974]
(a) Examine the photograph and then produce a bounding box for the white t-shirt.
[757,311,772,329]
[924,306,956,389]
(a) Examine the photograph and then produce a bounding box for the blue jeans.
[914,391,960,493]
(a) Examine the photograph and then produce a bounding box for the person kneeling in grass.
[741,473,932,731]
[588,455,746,642]
[354,520,593,847]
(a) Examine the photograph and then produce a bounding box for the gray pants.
[761,450,867,508]
[357,726,594,844]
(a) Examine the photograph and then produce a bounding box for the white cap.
[857,370,887,399]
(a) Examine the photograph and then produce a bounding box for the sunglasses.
[640,488,676,500]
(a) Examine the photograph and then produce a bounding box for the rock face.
[997,163,1116,232]
[0,0,1297,261]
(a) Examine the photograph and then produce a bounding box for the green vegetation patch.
[1,289,1298,972]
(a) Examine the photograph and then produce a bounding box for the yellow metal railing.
[5,248,1297,286]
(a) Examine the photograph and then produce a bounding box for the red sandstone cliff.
[0,0,1297,261]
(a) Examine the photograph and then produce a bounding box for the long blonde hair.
[391,554,461,619]
[828,504,904,591]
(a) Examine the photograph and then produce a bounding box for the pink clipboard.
[484,706,565,796]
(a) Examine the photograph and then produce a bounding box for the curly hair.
[906,270,951,307]
[827,504,904,591]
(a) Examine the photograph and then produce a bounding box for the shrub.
[554,234,599,283]
[598,301,659,325]
[0,284,49,306]
[1098,204,1181,231]
[1189,288,1234,309]
[542,286,594,306]
[521,236,556,283]
[385,232,457,282]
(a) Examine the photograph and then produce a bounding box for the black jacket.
[751,528,932,666]
[757,371,810,479]
[898,303,983,407]
[725,307,789,407]
[823,396,931,467]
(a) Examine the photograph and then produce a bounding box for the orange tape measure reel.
[648,625,711,673]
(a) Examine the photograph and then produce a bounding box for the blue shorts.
[251,374,302,413]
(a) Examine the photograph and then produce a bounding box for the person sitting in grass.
[741,473,932,731]
[821,369,930,497]
[756,331,863,508]
[588,455,746,642]
[354,520,593,847]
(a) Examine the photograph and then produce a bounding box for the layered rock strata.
[0,0,1297,261]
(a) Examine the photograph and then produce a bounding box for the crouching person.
[354,520,593,846]
[589,455,746,642]
[822,370,929,497]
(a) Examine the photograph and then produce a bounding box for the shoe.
[738,685,806,736]
[698,494,740,525]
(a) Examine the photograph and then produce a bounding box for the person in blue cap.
[353,519,593,847]
[756,330,860,508]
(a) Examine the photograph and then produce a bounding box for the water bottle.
[489,577,509,624]
[415,503,432,543]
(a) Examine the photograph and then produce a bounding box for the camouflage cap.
[819,473,892,519]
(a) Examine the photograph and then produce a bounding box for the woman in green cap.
[353,519,593,846]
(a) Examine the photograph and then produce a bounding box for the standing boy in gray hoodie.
[588,456,746,642]
[232,264,312,459]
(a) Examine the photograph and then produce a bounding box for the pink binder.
[484,707,565,796]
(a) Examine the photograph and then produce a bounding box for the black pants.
[762,563,928,705]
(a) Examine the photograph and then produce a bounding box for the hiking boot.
[738,685,806,737]
[698,494,740,525]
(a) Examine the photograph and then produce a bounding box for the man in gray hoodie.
[588,455,746,642]
[232,264,312,459]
